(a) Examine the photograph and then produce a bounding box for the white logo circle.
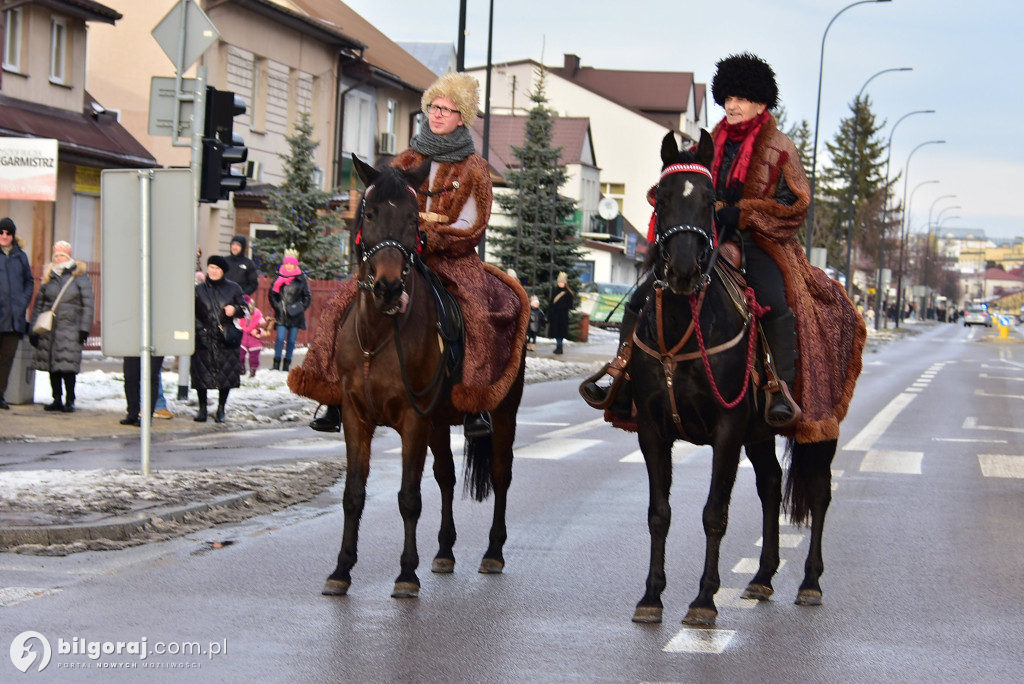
[9,631,52,673]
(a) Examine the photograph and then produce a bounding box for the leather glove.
[716,206,740,239]
[79,331,89,345]
[29,334,40,348]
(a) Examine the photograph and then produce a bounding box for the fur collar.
[40,259,87,284]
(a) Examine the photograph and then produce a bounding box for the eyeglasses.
[0,230,12,236]
[427,104,459,118]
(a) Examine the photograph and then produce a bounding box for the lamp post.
[844,67,912,297]
[935,205,960,227]
[923,195,956,317]
[806,0,893,257]
[874,109,935,330]
[896,148,944,325]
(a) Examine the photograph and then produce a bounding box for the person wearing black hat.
[191,255,246,422]
[224,235,259,296]
[0,217,34,409]
[582,52,805,428]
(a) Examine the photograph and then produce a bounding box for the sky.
[342,0,1022,242]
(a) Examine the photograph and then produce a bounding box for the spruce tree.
[490,69,584,302]
[253,111,347,279]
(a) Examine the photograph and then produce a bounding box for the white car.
[963,306,992,327]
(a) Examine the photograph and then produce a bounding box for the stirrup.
[579,355,629,410]
[764,380,802,429]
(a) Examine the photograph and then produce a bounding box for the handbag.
[285,300,305,318]
[206,281,243,348]
[31,276,75,336]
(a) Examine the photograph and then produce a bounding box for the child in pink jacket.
[239,295,266,377]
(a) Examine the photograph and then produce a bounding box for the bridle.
[651,163,716,291]
[355,181,422,297]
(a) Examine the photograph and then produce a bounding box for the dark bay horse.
[322,156,525,598]
[631,131,837,626]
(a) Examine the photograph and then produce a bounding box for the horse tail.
[462,434,494,502]
[782,439,836,526]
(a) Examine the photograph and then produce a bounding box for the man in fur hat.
[0,217,34,409]
[289,72,529,437]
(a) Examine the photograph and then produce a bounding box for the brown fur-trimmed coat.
[289,150,529,413]
[712,114,866,443]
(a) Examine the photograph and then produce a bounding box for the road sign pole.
[139,170,154,476]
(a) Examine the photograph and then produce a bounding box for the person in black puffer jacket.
[223,235,259,296]
[0,217,34,409]
[192,255,246,423]
[267,250,311,372]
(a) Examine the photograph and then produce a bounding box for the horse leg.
[684,439,743,627]
[633,429,673,623]
[429,426,457,574]
[787,440,836,606]
[323,419,372,596]
[741,439,783,601]
[479,402,516,574]
[392,421,431,598]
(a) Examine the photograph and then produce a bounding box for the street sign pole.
[139,170,154,475]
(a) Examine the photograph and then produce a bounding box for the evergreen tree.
[816,95,893,284]
[253,112,347,279]
[490,69,584,301]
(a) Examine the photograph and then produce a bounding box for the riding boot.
[194,389,208,422]
[282,358,291,372]
[62,373,76,412]
[215,389,229,423]
[272,358,281,371]
[45,373,64,411]
[760,311,802,429]
[580,303,641,409]
[463,411,492,438]
[310,404,342,433]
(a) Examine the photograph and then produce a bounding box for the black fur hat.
[711,52,779,110]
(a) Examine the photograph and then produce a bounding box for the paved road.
[3,322,1023,681]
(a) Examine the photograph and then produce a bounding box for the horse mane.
[366,164,413,202]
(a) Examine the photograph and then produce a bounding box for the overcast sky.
[342,0,1021,241]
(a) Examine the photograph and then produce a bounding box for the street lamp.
[844,67,912,296]
[874,109,935,330]
[923,195,956,315]
[895,144,945,325]
[807,0,893,256]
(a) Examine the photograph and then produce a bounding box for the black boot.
[194,389,208,422]
[215,389,229,423]
[282,358,291,372]
[272,358,281,371]
[581,303,641,408]
[310,404,342,432]
[45,373,63,411]
[463,411,492,438]
[62,373,76,412]
[761,311,802,428]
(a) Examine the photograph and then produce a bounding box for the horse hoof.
[432,557,455,574]
[391,582,420,598]
[742,583,774,601]
[478,558,504,574]
[322,579,350,596]
[632,605,663,623]
[682,606,718,627]
[795,589,823,606]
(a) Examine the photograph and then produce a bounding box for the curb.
[0,490,257,549]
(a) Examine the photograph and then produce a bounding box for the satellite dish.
[598,197,620,221]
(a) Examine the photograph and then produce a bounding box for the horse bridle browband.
[653,163,717,288]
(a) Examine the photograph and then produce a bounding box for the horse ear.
[696,130,715,169]
[660,131,679,166]
[352,154,378,187]
[406,158,431,190]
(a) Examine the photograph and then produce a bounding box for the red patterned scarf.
[711,109,770,195]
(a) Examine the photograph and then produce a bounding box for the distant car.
[579,282,633,327]
[963,306,992,327]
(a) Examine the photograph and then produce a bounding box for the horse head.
[652,130,716,295]
[353,154,432,315]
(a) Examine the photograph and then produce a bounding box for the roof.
[985,268,1024,281]
[227,0,364,49]
[37,0,121,24]
[939,227,988,241]
[398,41,456,77]
[548,54,702,132]
[0,93,157,168]
[289,0,438,91]
[469,114,593,178]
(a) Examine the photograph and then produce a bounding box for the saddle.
[415,259,465,386]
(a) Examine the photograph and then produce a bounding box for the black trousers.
[0,332,19,399]
[124,356,164,418]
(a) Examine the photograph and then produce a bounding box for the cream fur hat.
[421,72,481,128]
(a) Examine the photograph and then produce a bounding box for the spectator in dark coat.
[192,255,246,423]
[547,271,574,355]
[29,241,94,412]
[268,251,311,372]
[224,235,259,296]
[527,294,546,352]
[0,217,34,409]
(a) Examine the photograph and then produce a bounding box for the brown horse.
[322,156,525,598]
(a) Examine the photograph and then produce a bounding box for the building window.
[3,8,22,72]
[50,18,67,84]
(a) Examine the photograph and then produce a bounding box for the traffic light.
[199,87,248,203]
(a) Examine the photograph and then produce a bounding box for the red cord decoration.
[690,287,769,408]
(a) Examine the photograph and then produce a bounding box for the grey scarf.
[410,125,476,163]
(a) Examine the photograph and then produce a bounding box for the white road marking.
[539,417,607,439]
[755,534,804,548]
[979,373,1024,382]
[714,587,757,609]
[860,450,923,474]
[935,437,1007,444]
[514,438,603,460]
[963,416,1024,434]
[974,389,1024,400]
[663,629,736,654]
[978,454,1024,478]
[0,586,61,606]
[732,557,786,574]
[843,393,916,451]
[620,442,710,464]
